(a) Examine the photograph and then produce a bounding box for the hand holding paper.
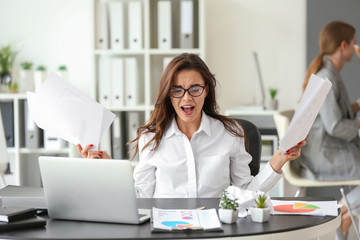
[27,72,116,150]
[279,74,332,153]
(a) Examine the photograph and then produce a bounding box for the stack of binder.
[0,207,46,232]
[98,57,140,109]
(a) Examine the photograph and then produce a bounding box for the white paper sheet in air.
[27,72,116,150]
[279,74,332,152]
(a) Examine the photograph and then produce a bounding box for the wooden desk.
[0,197,340,240]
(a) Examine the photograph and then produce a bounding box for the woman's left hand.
[270,140,307,173]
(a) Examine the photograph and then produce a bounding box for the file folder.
[126,112,140,161]
[99,57,112,108]
[128,1,143,50]
[108,1,124,50]
[180,0,194,49]
[95,1,109,49]
[100,128,112,157]
[0,102,14,147]
[111,58,125,108]
[163,57,174,72]
[43,131,67,150]
[157,1,172,49]
[124,58,139,106]
[112,112,125,159]
[24,100,43,149]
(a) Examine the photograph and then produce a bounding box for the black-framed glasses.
[170,85,206,98]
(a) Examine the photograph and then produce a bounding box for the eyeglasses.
[170,85,206,98]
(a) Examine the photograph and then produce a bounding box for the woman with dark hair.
[78,53,306,198]
[295,21,360,240]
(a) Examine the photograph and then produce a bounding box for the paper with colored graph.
[279,74,332,152]
[151,207,222,232]
[271,200,339,216]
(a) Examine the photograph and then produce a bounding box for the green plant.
[9,82,18,91]
[0,44,17,74]
[21,62,33,70]
[255,194,267,208]
[219,190,239,210]
[36,65,46,71]
[269,88,278,100]
[58,65,67,71]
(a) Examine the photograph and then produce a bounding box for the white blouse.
[133,113,283,198]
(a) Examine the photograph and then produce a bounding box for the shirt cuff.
[254,162,283,192]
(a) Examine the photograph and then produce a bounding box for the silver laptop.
[38,156,150,224]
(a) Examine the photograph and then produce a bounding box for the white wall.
[205,0,306,112]
[0,0,306,110]
[0,0,95,97]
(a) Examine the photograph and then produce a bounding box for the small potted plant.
[218,189,239,224]
[249,194,270,223]
[267,88,278,110]
[57,65,68,81]
[19,62,34,92]
[34,65,47,92]
[0,44,17,93]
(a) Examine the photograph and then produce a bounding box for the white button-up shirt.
[133,113,283,198]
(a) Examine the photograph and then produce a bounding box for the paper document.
[271,200,339,216]
[27,72,116,150]
[151,207,222,232]
[279,74,332,152]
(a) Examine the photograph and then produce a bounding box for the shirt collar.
[165,111,211,139]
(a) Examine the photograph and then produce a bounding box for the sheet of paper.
[27,72,116,150]
[279,74,332,152]
[271,200,339,216]
[152,207,221,231]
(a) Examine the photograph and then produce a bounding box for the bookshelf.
[94,0,205,159]
[0,94,71,187]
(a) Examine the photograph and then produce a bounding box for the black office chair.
[234,119,261,176]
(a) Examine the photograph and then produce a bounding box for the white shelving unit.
[94,0,205,158]
[0,94,71,187]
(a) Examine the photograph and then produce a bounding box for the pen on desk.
[196,206,205,210]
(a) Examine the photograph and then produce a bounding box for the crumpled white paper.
[225,186,274,217]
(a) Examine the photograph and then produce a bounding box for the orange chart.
[274,203,320,213]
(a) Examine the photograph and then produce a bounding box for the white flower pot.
[34,71,48,92]
[218,208,239,224]
[266,99,278,110]
[250,207,270,223]
[19,70,34,92]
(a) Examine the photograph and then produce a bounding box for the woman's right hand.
[77,144,112,159]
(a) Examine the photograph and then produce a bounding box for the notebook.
[38,156,150,224]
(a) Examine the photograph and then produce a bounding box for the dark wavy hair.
[128,53,244,160]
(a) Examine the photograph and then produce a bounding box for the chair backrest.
[234,119,261,176]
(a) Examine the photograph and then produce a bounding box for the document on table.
[279,74,332,152]
[27,72,116,150]
[151,207,222,232]
[271,200,339,216]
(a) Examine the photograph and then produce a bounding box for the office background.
[0,0,306,111]
[1,0,360,186]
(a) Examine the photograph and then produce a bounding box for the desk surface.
[0,197,339,240]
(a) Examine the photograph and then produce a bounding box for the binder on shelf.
[108,1,124,50]
[163,57,173,72]
[128,1,143,50]
[95,1,109,49]
[180,0,194,49]
[43,131,67,150]
[124,58,139,106]
[157,1,172,49]
[111,58,125,108]
[126,112,140,161]
[0,102,14,147]
[111,112,125,159]
[24,100,43,149]
[99,57,112,108]
[100,128,112,158]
